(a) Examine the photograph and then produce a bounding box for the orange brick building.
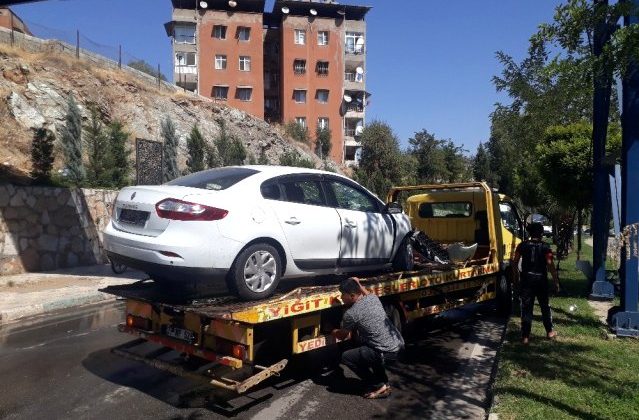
[0,7,31,35]
[165,0,370,165]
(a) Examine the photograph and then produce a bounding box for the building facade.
[165,0,370,165]
[0,7,32,35]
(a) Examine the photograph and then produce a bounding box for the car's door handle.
[285,217,301,225]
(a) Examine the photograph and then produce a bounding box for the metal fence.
[4,19,172,90]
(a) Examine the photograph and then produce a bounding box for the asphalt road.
[0,300,506,420]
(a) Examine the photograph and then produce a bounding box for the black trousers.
[341,345,398,390]
[520,276,553,338]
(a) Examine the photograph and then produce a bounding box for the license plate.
[119,209,149,226]
[166,325,195,343]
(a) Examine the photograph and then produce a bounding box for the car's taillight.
[155,198,228,221]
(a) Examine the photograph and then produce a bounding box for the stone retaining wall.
[0,185,117,275]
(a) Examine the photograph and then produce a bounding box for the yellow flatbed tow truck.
[101,182,524,394]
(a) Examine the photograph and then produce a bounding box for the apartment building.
[165,0,370,165]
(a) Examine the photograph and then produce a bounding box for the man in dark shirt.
[331,277,404,399]
[513,222,560,345]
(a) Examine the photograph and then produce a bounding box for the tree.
[257,148,269,165]
[128,59,167,81]
[284,120,310,144]
[161,117,180,182]
[30,128,55,183]
[186,124,206,174]
[279,151,314,168]
[107,121,132,188]
[354,121,403,199]
[215,119,246,166]
[315,126,331,160]
[84,106,109,187]
[60,95,85,185]
[473,142,493,183]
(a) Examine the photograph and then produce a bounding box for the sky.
[13,0,562,153]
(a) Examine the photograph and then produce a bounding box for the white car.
[103,166,413,300]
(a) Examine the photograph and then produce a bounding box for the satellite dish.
[310,8,317,16]
[228,0,237,7]
[355,66,364,75]
[199,1,208,8]
[355,125,364,135]
[343,94,352,103]
[281,6,290,14]
[337,9,346,16]
[355,96,363,103]
[355,38,364,52]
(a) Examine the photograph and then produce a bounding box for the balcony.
[345,103,364,113]
[345,46,365,55]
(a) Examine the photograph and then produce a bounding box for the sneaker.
[547,331,557,339]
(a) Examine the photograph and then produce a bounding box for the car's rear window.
[166,167,259,190]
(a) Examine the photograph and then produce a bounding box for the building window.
[174,24,196,44]
[238,26,251,41]
[239,56,251,71]
[293,59,306,75]
[316,61,329,76]
[345,32,365,54]
[316,89,329,103]
[293,90,307,103]
[295,117,307,128]
[213,86,229,100]
[215,54,227,70]
[236,87,252,101]
[175,52,196,66]
[318,117,329,130]
[317,31,329,46]
[213,25,227,39]
[294,29,306,45]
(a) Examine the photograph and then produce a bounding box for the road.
[0,300,506,420]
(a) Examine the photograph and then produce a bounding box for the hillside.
[0,42,333,182]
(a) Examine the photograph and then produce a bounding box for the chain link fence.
[2,18,174,91]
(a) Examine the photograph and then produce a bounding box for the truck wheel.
[496,272,513,316]
[384,303,404,335]
[392,236,414,272]
[230,243,282,301]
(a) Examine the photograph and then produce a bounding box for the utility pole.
[589,0,615,300]
[609,0,639,336]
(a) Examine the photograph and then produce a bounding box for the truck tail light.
[155,199,228,221]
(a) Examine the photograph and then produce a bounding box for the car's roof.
[239,165,346,178]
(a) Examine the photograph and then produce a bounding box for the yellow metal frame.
[291,314,321,354]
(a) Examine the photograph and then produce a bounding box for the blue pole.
[590,0,615,300]
[609,0,639,336]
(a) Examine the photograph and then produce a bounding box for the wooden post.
[76,30,80,59]
[118,45,122,69]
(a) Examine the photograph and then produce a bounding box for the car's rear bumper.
[107,251,228,283]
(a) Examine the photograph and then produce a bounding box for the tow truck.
[101,181,524,394]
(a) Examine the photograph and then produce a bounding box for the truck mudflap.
[112,331,287,394]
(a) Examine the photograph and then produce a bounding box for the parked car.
[103,166,413,300]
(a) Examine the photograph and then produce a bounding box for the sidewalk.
[0,264,147,323]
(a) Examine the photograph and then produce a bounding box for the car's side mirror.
[384,202,403,214]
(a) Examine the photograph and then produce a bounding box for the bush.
[315,126,332,159]
[30,128,55,184]
[279,151,314,168]
[285,120,310,144]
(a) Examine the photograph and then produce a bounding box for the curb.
[0,290,119,324]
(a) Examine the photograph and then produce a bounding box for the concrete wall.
[0,185,117,275]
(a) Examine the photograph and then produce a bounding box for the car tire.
[384,302,406,336]
[230,243,282,301]
[392,236,414,272]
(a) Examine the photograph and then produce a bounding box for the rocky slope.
[0,43,331,180]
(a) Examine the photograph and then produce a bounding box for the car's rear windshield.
[166,167,259,190]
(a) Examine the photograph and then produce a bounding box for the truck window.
[418,202,472,218]
[499,202,524,238]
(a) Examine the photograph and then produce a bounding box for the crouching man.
[331,277,404,399]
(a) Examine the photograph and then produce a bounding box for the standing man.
[513,222,561,345]
[331,277,404,399]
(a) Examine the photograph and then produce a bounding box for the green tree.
[473,142,493,184]
[128,59,167,81]
[215,119,246,166]
[279,151,314,168]
[84,106,109,187]
[106,121,132,188]
[315,126,332,160]
[30,128,55,183]
[60,95,85,185]
[354,121,403,199]
[161,117,180,182]
[284,120,310,144]
[186,124,206,174]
